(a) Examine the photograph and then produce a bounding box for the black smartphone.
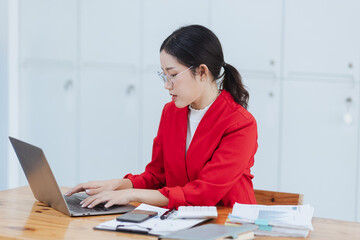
[116,209,158,223]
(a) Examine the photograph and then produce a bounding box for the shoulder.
[217,90,257,129]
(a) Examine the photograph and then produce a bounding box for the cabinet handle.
[126,84,135,95]
[344,97,353,125]
[64,79,73,91]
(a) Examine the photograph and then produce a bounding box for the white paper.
[95,203,207,236]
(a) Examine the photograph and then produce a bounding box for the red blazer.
[125,90,258,209]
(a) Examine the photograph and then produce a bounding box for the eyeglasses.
[157,66,193,87]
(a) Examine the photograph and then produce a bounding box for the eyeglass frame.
[157,66,194,87]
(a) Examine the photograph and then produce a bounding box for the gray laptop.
[9,136,135,217]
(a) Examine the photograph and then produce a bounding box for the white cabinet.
[243,74,281,190]
[210,0,283,75]
[141,0,210,168]
[284,0,360,79]
[78,69,140,181]
[210,0,283,190]
[19,0,78,187]
[19,67,78,187]
[78,0,142,181]
[19,0,78,62]
[80,0,141,65]
[280,79,359,221]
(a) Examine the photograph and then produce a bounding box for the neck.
[190,82,219,110]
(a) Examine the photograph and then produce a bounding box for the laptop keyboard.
[64,193,110,213]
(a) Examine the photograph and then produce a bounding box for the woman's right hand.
[65,179,133,196]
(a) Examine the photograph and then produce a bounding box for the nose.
[164,80,173,90]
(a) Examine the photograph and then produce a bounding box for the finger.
[104,200,114,208]
[88,196,109,208]
[85,187,104,196]
[66,182,101,196]
[65,183,87,196]
[80,195,97,208]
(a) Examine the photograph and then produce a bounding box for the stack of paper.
[226,203,314,238]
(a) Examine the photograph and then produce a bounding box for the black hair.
[160,25,249,109]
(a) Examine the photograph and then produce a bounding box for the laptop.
[9,136,135,217]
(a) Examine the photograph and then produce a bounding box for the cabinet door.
[19,0,78,63]
[19,0,78,187]
[141,0,210,168]
[78,0,141,181]
[142,0,210,68]
[211,0,283,75]
[80,0,141,65]
[284,0,360,79]
[243,74,281,190]
[20,67,78,187]
[281,79,359,221]
[79,69,139,181]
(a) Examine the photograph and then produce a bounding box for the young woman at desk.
[66,25,258,209]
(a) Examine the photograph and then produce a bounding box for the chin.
[174,101,188,109]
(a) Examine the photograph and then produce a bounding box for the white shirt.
[186,102,214,153]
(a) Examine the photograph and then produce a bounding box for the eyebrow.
[161,67,176,71]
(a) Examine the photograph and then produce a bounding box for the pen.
[160,209,176,220]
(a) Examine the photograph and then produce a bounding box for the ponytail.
[220,63,249,109]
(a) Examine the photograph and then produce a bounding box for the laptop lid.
[9,136,136,217]
[9,136,71,216]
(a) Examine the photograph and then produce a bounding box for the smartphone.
[116,209,158,223]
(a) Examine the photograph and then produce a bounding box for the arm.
[65,178,133,196]
[124,104,169,189]
[80,189,169,208]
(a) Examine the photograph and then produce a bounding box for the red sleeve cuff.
[123,173,146,189]
[158,186,191,209]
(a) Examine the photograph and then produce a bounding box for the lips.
[170,93,177,101]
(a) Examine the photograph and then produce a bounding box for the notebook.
[9,136,135,217]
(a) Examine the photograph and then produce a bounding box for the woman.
[66,25,258,209]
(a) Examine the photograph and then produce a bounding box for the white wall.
[0,0,9,191]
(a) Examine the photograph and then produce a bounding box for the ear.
[198,64,210,80]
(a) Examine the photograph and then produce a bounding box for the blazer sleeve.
[123,105,167,189]
[158,118,257,209]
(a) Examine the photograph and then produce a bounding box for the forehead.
[160,50,182,70]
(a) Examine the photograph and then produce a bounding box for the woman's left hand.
[80,189,134,208]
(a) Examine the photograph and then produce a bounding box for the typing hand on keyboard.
[176,206,218,219]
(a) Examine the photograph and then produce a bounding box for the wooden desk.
[0,187,359,240]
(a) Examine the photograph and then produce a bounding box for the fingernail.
[104,204,109,208]
[80,201,83,205]
[65,191,71,195]
[81,204,85,208]
[85,189,90,194]
[88,204,92,208]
